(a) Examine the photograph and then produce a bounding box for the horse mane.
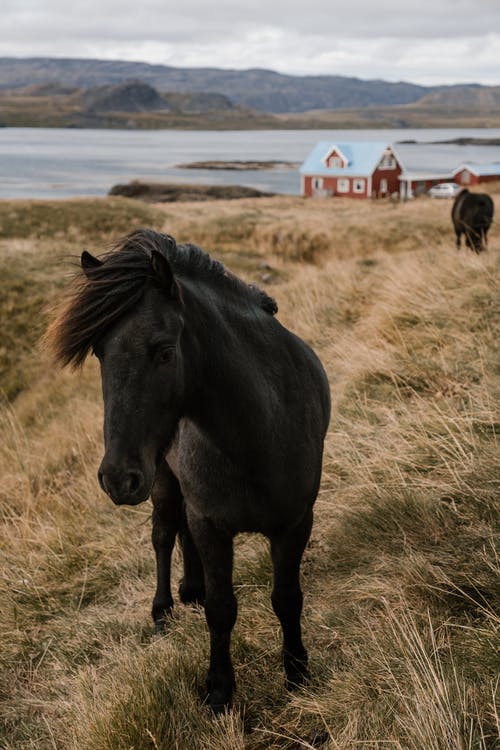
[46,228,277,369]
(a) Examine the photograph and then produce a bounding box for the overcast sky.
[3,1,500,86]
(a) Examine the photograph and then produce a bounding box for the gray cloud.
[2,1,500,85]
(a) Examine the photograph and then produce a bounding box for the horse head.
[81,244,186,506]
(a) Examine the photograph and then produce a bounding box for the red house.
[398,160,500,199]
[453,162,500,186]
[300,141,403,199]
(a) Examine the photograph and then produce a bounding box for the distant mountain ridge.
[0,56,489,113]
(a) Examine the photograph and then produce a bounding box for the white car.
[428,182,461,199]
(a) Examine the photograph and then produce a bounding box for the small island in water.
[397,137,500,146]
[176,160,299,170]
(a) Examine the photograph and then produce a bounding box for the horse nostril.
[98,469,110,495]
[125,470,143,496]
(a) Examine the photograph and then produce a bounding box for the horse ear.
[81,250,103,276]
[151,250,178,299]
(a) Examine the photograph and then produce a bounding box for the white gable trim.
[377,146,398,170]
[453,163,479,176]
[322,145,349,168]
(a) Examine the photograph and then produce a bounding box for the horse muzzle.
[98,459,151,505]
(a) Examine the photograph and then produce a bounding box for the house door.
[380,178,388,196]
[312,177,324,196]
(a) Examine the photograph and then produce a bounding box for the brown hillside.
[415,85,500,108]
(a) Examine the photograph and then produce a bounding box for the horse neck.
[181,281,274,440]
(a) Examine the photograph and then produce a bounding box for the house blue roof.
[456,162,500,177]
[300,141,397,177]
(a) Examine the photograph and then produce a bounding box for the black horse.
[48,229,330,712]
[451,188,494,253]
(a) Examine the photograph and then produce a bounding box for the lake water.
[0,127,499,199]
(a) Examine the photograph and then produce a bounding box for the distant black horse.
[48,229,330,712]
[451,188,494,253]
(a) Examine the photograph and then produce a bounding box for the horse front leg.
[187,512,236,713]
[270,507,313,690]
[151,461,182,632]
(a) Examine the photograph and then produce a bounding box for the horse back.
[452,188,494,228]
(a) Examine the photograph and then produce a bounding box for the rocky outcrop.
[83,80,169,113]
[108,180,274,202]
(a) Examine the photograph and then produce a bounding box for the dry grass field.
[0,189,499,749]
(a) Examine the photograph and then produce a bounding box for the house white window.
[379,151,396,169]
[337,178,350,193]
[353,179,365,193]
[312,177,324,190]
[324,147,348,168]
[328,156,343,168]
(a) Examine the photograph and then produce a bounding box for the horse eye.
[157,346,175,365]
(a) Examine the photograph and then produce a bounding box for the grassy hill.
[0,191,499,749]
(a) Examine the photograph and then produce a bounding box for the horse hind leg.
[151,461,182,632]
[469,229,484,254]
[270,507,313,689]
[178,503,205,606]
[480,228,488,253]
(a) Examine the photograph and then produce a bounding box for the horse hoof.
[284,653,309,690]
[151,603,173,635]
[179,579,205,607]
[206,672,234,714]
[207,688,232,715]
[153,617,168,635]
[286,672,309,691]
